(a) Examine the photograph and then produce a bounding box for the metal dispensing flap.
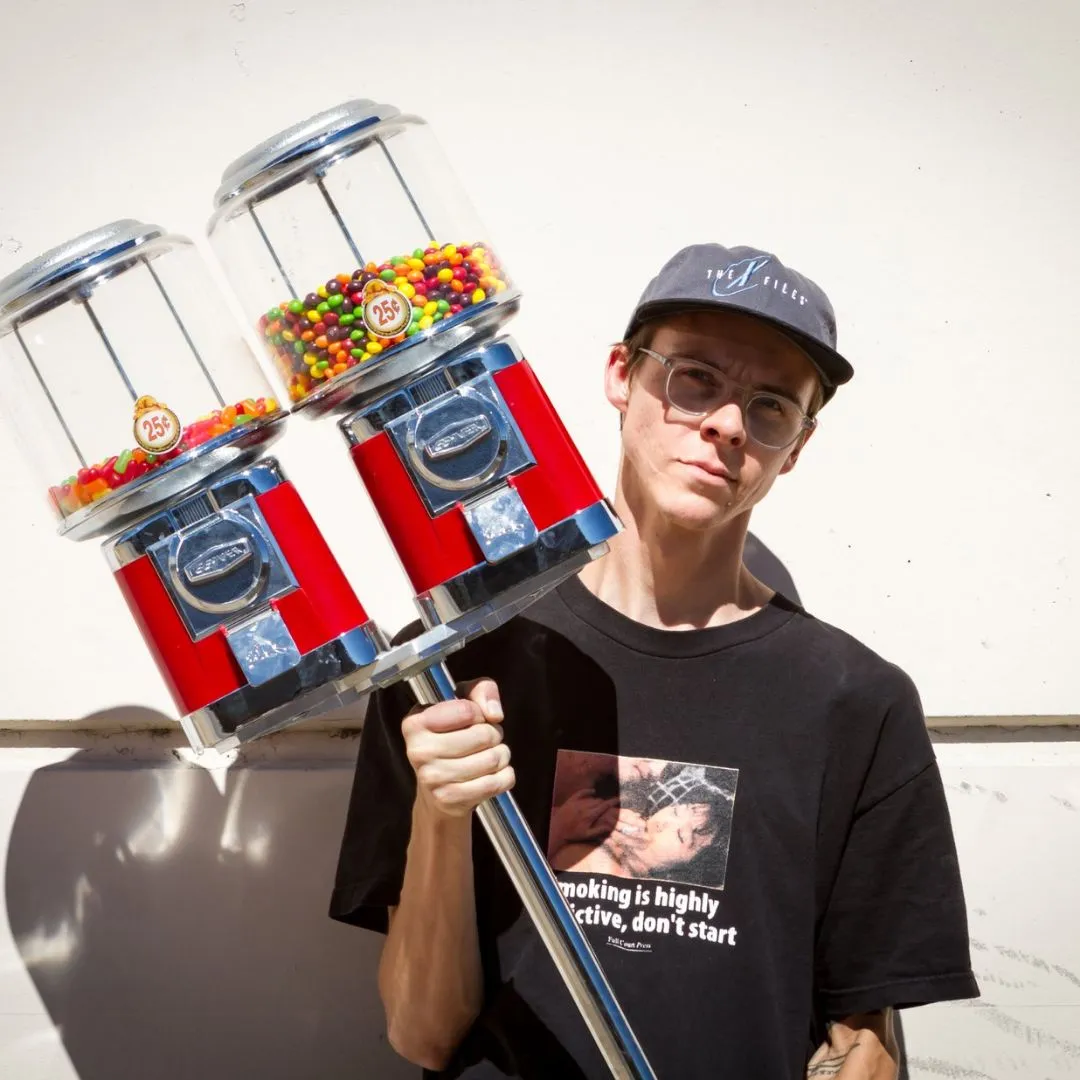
[0,219,165,326]
[213,99,402,209]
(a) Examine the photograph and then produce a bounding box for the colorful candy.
[258,242,511,402]
[49,396,280,519]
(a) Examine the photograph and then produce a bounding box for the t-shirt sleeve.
[815,667,980,1017]
[329,678,418,933]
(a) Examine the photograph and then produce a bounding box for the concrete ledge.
[0,703,368,737]
[928,715,1080,730]
[0,711,1076,738]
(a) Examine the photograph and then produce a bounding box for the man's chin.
[656,491,738,533]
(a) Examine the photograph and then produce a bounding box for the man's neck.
[578,476,773,631]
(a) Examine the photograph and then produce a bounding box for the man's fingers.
[403,697,486,736]
[417,743,512,787]
[428,766,516,815]
[405,722,503,769]
[459,677,504,723]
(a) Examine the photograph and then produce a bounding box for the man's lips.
[679,460,736,482]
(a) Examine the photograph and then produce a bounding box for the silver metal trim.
[212,100,402,210]
[0,225,199,339]
[148,496,297,641]
[166,509,275,618]
[462,485,539,564]
[106,457,289,569]
[225,607,303,687]
[404,386,509,491]
[0,220,165,324]
[384,371,535,517]
[422,500,621,624]
[342,411,382,446]
[472,336,526,373]
[205,457,288,500]
[339,335,528,447]
[182,621,384,752]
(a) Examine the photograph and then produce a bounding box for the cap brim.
[626,300,854,404]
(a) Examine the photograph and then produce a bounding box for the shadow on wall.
[3,707,417,1080]
[744,532,801,606]
[3,538,909,1079]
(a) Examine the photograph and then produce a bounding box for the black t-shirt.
[331,576,978,1078]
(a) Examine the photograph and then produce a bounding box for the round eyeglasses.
[636,347,816,450]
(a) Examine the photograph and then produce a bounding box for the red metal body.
[350,358,604,595]
[113,480,370,717]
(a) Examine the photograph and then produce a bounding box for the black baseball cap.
[625,243,854,403]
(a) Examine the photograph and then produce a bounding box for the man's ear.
[779,424,815,475]
[604,343,633,418]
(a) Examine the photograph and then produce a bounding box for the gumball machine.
[208,103,652,1079]
[0,220,382,752]
[207,101,620,639]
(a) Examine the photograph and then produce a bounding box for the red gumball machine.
[207,103,652,1079]
[207,101,620,640]
[0,220,381,752]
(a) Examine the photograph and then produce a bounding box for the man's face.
[605,309,821,533]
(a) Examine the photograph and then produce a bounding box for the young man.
[331,244,979,1078]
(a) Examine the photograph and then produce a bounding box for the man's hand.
[403,678,514,818]
[806,1011,898,1079]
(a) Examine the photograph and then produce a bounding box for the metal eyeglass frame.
[635,346,817,450]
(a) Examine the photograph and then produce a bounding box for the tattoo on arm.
[807,1042,861,1077]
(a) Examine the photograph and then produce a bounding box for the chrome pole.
[407,661,656,1080]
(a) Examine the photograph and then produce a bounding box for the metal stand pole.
[408,662,656,1080]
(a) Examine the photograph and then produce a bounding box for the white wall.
[0,0,1076,721]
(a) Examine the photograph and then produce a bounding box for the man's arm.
[807,1010,898,1079]
[376,680,513,1070]
[812,671,977,1072]
[378,807,481,1068]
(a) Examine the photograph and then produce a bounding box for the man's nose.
[701,400,746,446]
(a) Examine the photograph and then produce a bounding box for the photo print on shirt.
[547,750,739,891]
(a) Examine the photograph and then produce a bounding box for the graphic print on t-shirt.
[547,750,739,891]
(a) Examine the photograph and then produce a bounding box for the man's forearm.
[378,799,484,1069]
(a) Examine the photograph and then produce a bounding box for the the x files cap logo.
[408,390,509,492]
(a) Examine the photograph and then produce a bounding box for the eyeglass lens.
[666,362,805,448]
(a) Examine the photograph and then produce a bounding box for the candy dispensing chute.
[208,103,653,1079]
[0,221,382,752]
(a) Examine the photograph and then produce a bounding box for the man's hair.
[620,323,655,381]
[617,319,826,422]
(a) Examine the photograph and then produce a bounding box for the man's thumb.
[464,678,503,722]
